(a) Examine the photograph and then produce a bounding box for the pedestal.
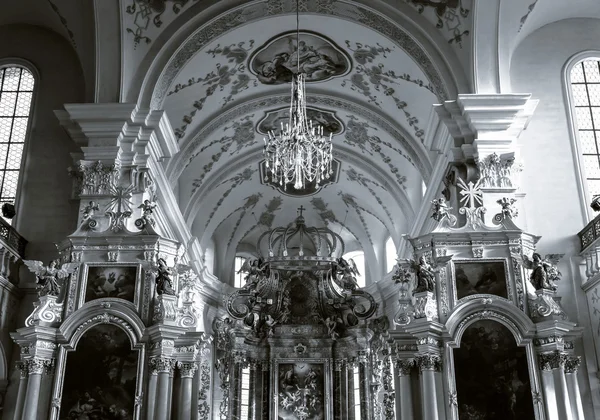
[153,294,179,326]
[529,289,567,322]
[412,291,438,322]
[24,295,63,327]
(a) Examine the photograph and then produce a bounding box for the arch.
[59,303,146,350]
[562,50,600,223]
[129,0,467,108]
[445,299,536,348]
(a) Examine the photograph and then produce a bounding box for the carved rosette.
[25,295,64,327]
[564,356,581,374]
[395,358,415,376]
[538,351,568,371]
[149,357,176,375]
[415,354,442,372]
[413,291,438,321]
[529,291,567,321]
[153,294,178,324]
[178,361,199,378]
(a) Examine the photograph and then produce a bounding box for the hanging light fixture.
[263,0,334,191]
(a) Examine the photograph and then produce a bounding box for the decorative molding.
[415,353,442,372]
[25,295,63,327]
[395,358,415,376]
[149,356,177,375]
[538,351,568,371]
[564,356,581,374]
[477,153,522,189]
[178,361,199,378]
[413,291,438,321]
[26,357,54,375]
[68,160,120,197]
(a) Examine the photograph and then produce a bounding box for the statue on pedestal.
[155,258,177,296]
[514,253,563,291]
[332,257,360,291]
[431,197,457,226]
[398,255,452,295]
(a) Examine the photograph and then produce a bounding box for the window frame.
[0,58,38,227]
[563,51,600,223]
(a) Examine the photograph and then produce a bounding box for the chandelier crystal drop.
[262,0,334,191]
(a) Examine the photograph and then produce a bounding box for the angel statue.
[431,197,457,226]
[155,258,177,295]
[514,253,563,291]
[332,257,360,291]
[24,259,78,297]
[81,201,99,221]
[237,258,270,290]
[398,254,453,295]
[138,198,157,226]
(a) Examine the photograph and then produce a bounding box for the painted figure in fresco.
[24,259,78,297]
[514,252,563,291]
[155,258,176,295]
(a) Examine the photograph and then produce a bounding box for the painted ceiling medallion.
[249,31,351,85]
[259,158,341,197]
[257,106,344,137]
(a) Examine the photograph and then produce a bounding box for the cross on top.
[297,205,305,217]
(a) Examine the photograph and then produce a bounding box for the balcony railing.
[579,213,600,253]
[0,217,26,258]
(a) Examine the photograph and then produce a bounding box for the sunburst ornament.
[457,178,486,229]
[262,0,333,190]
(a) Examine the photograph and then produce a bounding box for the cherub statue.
[237,257,270,290]
[397,254,453,295]
[154,258,177,295]
[497,197,518,219]
[264,314,277,336]
[431,197,457,225]
[514,253,563,291]
[23,259,79,297]
[138,198,157,226]
[81,201,99,221]
[332,257,360,291]
[323,316,343,340]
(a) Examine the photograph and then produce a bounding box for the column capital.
[415,353,442,373]
[177,361,198,378]
[25,357,54,375]
[149,356,176,375]
[564,356,582,374]
[394,358,415,376]
[538,350,569,371]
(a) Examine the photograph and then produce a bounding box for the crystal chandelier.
[263,0,334,191]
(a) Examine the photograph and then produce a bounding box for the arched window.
[567,56,600,213]
[234,255,247,288]
[385,236,397,273]
[343,251,366,288]
[0,65,35,221]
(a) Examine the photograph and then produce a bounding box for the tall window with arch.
[342,251,366,288]
[234,255,247,288]
[0,65,35,222]
[568,57,600,208]
[385,236,397,273]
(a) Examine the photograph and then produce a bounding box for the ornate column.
[147,360,159,420]
[177,361,198,420]
[22,357,54,420]
[394,359,414,420]
[230,351,245,420]
[538,351,573,420]
[13,361,28,420]
[564,356,585,420]
[333,359,344,420]
[357,351,372,420]
[248,360,258,420]
[415,353,443,420]
[151,356,177,420]
[346,360,355,420]
[261,361,270,420]
[380,351,395,420]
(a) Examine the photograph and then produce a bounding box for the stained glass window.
[570,59,600,198]
[0,66,34,215]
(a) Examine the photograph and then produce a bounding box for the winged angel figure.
[332,257,361,291]
[23,260,79,297]
[138,257,178,296]
[397,255,452,295]
[513,253,563,292]
[236,257,270,290]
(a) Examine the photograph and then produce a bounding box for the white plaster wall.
[511,17,600,418]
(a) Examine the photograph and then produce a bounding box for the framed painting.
[273,358,332,420]
[453,260,510,301]
[79,263,142,309]
[59,324,139,419]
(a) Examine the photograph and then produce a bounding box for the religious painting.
[249,31,351,84]
[276,361,326,420]
[257,106,344,137]
[454,320,535,420]
[454,261,508,300]
[84,265,138,303]
[60,324,138,419]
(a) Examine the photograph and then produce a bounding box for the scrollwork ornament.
[413,291,438,321]
[25,295,64,327]
[528,291,567,320]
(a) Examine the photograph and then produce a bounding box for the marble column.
[261,361,270,420]
[416,354,442,420]
[340,360,349,419]
[347,362,355,420]
[248,361,258,420]
[538,351,573,420]
[177,362,198,420]
[333,360,343,420]
[357,352,371,420]
[22,357,53,420]
[13,361,28,420]
[394,359,414,420]
[564,356,585,420]
[151,356,176,420]
[230,354,245,420]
